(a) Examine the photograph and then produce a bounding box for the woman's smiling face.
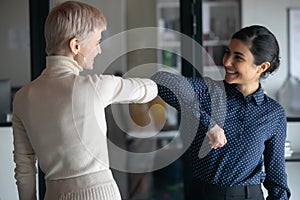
[223,38,262,86]
[75,28,103,70]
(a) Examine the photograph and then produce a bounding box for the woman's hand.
[206,124,227,149]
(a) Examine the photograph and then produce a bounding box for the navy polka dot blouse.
[152,71,291,200]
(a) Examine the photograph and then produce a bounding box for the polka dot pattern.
[151,71,291,199]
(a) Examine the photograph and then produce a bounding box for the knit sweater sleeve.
[12,93,37,200]
[93,75,158,106]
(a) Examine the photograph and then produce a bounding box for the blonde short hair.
[45,1,107,55]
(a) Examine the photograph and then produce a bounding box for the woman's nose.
[223,55,231,68]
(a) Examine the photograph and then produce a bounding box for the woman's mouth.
[226,70,237,74]
[225,70,238,82]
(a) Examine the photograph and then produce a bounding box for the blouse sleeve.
[12,100,37,200]
[151,71,217,131]
[263,110,291,200]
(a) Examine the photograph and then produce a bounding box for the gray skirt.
[45,170,121,200]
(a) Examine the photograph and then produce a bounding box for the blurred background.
[1,0,300,199]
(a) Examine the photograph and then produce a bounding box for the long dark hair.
[232,25,280,79]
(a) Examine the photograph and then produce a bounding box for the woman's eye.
[224,48,230,54]
[234,55,243,61]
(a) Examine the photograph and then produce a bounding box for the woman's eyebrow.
[233,51,244,57]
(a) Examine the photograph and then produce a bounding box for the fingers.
[210,139,227,149]
[206,124,227,149]
[214,135,227,149]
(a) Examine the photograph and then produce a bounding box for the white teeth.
[226,70,236,74]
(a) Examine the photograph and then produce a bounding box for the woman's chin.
[225,75,237,84]
[83,64,94,71]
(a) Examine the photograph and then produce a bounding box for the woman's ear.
[258,61,271,73]
[69,37,80,55]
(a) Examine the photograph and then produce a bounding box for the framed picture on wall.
[288,8,300,80]
[278,8,300,119]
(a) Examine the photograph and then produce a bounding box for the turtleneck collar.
[41,56,83,78]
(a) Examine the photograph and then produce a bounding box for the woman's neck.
[237,82,260,97]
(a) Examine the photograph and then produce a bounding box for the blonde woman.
[12,1,157,199]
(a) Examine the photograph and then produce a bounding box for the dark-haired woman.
[151,25,290,200]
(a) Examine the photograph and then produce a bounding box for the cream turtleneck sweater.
[12,56,158,199]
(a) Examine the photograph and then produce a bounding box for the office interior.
[1,0,300,199]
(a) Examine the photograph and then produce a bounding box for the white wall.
[0,127,18,200]
[241,0,300,99]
